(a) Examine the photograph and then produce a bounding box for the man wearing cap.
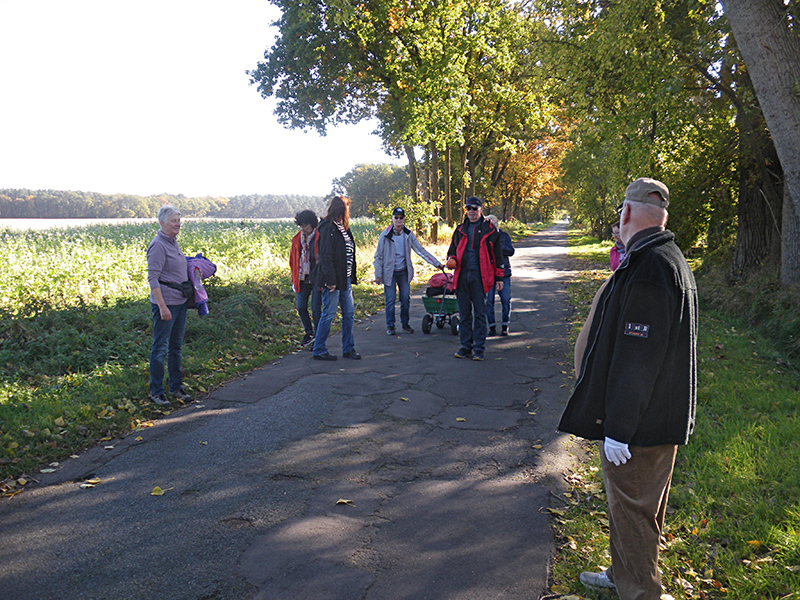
[446,196,504,361]
[373,207,443,335]
[558,178,698,599]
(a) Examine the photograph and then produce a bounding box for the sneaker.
[454,348,472,359]
[401,324,414,334]
[579,570,616,591]
[170,388,192,403]
[300,333,314,347]
[501,325,509,336]
[488,326,497,337]
[313,353,337,361]
[472,353,484,361]
[149,393,171,407]
[342,349,362,360]
[387,328,396,336]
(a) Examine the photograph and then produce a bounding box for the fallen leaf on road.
[135,436,143,441]
[85,478,101,484]
[456,417,466,422]
[336,499,355,506]
[40,468,56,473]
[400,397,410,402]
[151,486,165,496]
[79,483,95,489]
[200,441,208,445]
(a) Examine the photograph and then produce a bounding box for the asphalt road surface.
[0,222,577,600]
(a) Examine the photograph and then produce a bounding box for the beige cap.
[624,177,669,208]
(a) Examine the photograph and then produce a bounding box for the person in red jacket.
[290,209,321,347]
[445,196,504,361]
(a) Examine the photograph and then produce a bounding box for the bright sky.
[0,0,402,198]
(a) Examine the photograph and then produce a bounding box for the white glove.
[604,437,631,466]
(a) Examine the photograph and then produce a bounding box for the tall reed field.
[0,217,455,492]
[550,229,800,600]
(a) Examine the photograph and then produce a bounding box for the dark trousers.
[456,270,487,354]
[296,279,321,336]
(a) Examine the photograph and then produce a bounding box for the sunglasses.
[616,202,625,217]
[465,206,479,211]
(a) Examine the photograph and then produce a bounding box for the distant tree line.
[0,189,328,219]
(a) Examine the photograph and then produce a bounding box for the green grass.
[550,229,800,600]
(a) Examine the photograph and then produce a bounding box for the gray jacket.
[373,225,441,283]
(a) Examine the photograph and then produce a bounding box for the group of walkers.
[290,195,515,363]
[144,177,698,600]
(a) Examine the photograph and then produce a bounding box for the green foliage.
[0,189,327,219]
[332,163,410,216]
[370,191,441,233]
[554,228,800,599]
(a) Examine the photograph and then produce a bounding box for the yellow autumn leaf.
[550,585,571,594]
[456,417,466,422]
[85,478,101,484]
[747,540,762,548]
[151,486,165,496]
[17,478,28,486]
[336,498,355,506]
[54,417,66,427]
[135,436,143,441]
[400,397,410,402]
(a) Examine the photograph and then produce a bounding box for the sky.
[0,1,403,198]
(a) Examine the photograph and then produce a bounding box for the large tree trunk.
[444,147,453,226]
[727,104,783,282]
[430,143,440,242]
[782,186,800,286]
[722,0,800,285]
[405,145,420,203]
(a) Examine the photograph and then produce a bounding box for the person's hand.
[375,278,383,285]
[496,281,504,292]
[159,306,172,321]
[604,437,631,466]
[326,284,336,291]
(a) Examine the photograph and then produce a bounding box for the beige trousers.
[600,443,678,600]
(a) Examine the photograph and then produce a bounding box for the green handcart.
[421,272,459,335]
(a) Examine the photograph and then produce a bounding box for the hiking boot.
[342,349,362,360]
[300,333,314,347]
[401,324,414,334]
[313,353,337,361]
[579,570,616,591]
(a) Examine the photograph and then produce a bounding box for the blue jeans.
[456,270,487,354]
[313,280,355,356]
[150,301,188,396]
[384,268,411,329]
[296,279,321,336]
[485,276,511,327]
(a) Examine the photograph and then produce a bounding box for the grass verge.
[547,229,800,600]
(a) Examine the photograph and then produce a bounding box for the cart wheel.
[450,316,459,336]
[422,313,433,334]
[436,319,445,329]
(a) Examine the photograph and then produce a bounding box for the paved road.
[0,222,575,600]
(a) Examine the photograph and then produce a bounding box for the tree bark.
[782,186,800,285]
[445,147,453,226]
[405,145,420,203]
[430,142,440,243]
[722,0,800,228]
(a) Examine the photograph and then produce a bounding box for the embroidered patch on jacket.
[624,322,650,338]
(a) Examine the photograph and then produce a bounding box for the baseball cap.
[465,196,484,208]
[392,207,405,217]
[624,178,669,208]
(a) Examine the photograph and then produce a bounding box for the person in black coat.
[311,196,361,361]
[559,178,698,599]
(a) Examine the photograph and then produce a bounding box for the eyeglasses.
[616,202,625,217]
[393,215,404,219]
[465,206,479,211]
